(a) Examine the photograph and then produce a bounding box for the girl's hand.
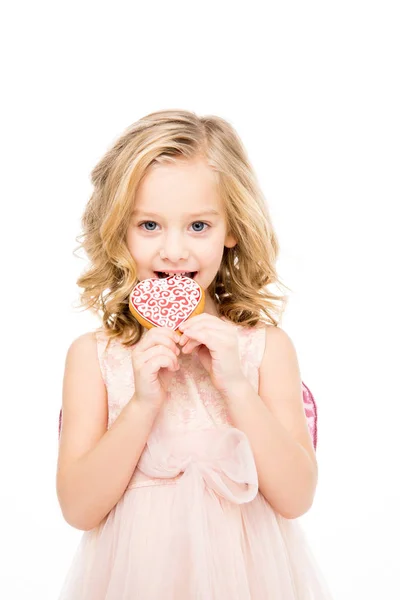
[131,327,181,407]
[178,315,247,396]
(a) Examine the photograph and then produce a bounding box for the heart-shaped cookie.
[129,274,205,331]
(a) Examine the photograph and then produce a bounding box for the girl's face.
[126,156,236,315]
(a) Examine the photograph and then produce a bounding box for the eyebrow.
[132,209,220,218]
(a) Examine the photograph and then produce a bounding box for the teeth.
[157,271,194,278]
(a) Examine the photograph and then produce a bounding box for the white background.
[1,1,399,598]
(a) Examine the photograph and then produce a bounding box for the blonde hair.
[74,109,292,347]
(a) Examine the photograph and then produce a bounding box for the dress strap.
[94,328,109,385]
[255,325,267,368]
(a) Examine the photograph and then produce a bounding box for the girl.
[56,109,333,598]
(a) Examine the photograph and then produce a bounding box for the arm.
[223,325,318,519]
[56,332,159,531]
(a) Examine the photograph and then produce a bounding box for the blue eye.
[191,221,208,232]
[140,221,158,231]
[138,221,209,233]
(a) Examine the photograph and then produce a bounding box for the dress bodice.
[95,323,266,489]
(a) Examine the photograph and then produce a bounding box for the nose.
[160,232,189,262]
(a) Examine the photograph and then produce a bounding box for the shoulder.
[66,328,110,359]
[64,330,107,386]
[263,324,296,353]
[259,323,300,384]
[239,322,296,364]
[66,330,98,354]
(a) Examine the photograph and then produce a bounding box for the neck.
[203,292,220,317]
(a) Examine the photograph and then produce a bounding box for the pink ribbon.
[137,426,259,504]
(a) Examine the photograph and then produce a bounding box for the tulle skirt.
[58,428,333,599]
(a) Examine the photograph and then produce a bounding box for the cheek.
[125,230,136,258]
[126,230,149,263]
[200,235,225,264]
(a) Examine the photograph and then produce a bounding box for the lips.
[155,271,197,279]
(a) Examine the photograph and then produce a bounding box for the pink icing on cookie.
[129,275,204,330]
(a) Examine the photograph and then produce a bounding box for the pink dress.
[58,323,333,599]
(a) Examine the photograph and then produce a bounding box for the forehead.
[133,157,223,214]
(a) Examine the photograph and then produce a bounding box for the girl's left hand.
[178,314,247,395]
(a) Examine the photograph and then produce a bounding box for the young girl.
[56,109,333,599]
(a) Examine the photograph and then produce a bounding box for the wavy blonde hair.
[74,109,292,347]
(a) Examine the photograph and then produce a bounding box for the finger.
[179,328,227,352]
[181,340,202,354]
[159,370,174,388]
[181,323,235,341]
[135,345,179,370]
[143,355,179,374]
[178,327,219,345]
[144,345,179,365]
[137,329,180,355]
[143,355,178,374]
[134,342,180,365]
[144,327,181,344]
[179,315,226,332]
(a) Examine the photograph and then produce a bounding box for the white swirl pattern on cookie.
[130,275,202,329]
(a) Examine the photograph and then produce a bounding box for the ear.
[224,232,237,248]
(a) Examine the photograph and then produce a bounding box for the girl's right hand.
[131,327,181,407]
